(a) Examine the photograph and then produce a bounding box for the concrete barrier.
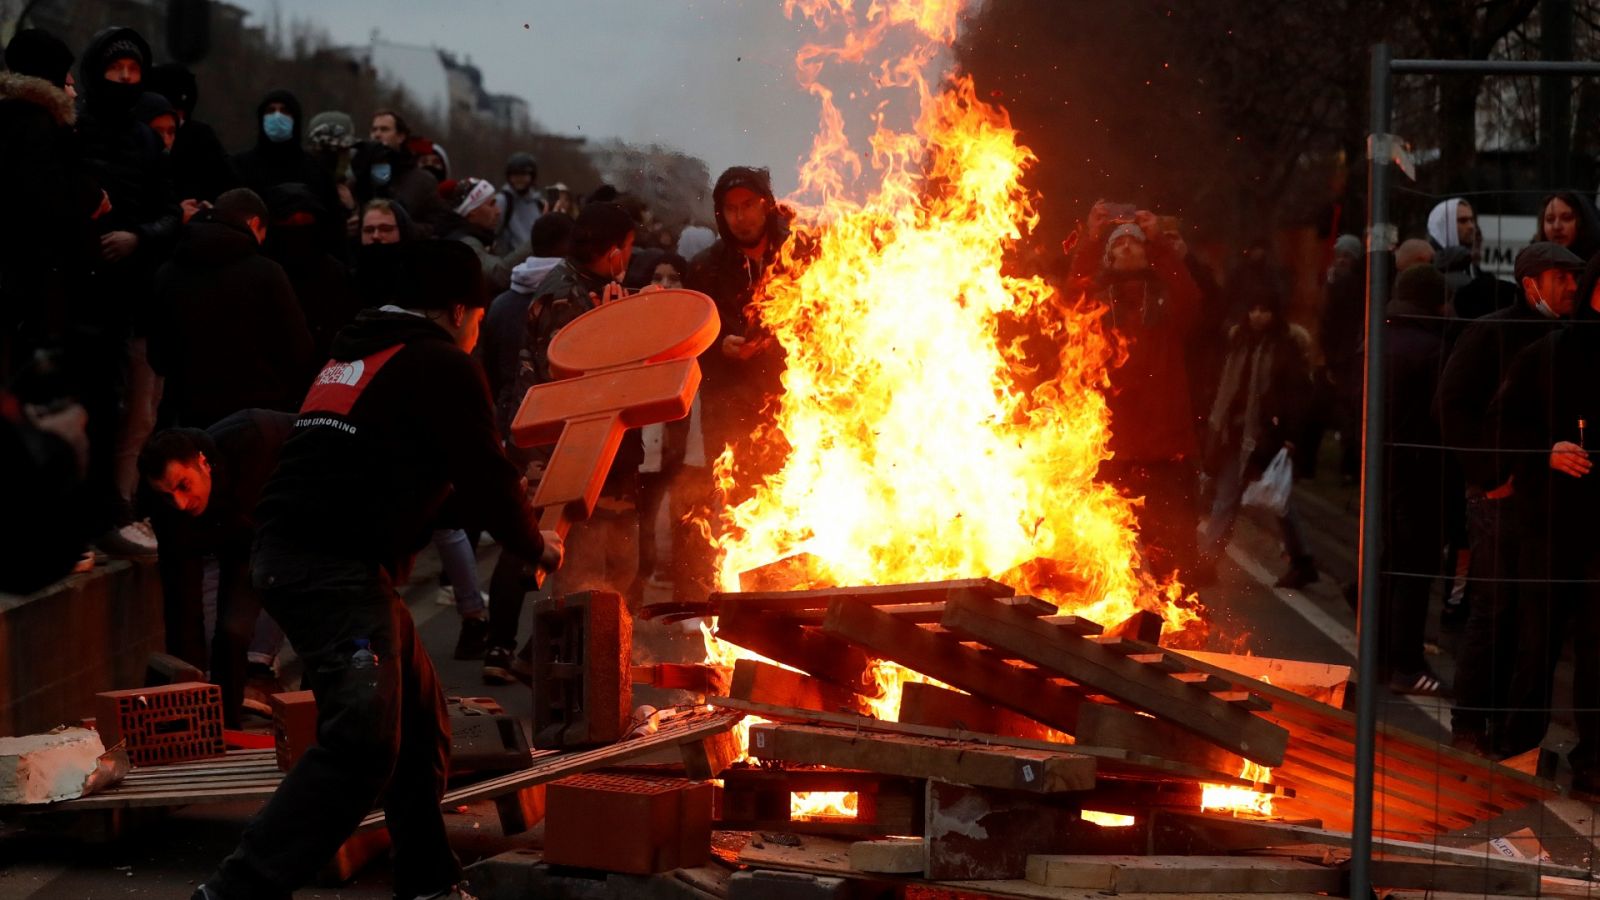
[0,560,165,737]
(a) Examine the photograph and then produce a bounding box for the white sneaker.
[98,521,158,557]
[435,585,457,606]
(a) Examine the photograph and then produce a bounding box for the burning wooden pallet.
[641,578,1573,894]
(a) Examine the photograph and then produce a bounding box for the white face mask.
[1528,285,1558,319]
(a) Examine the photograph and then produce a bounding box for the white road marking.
[1223,542,1452,731]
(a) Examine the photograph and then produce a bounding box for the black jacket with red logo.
[255,309,544,572]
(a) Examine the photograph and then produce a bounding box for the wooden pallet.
[20,708,742,836]
[818,598,1250,774]
[708,696,1290,793]
[1149,645,1558,837]
[940,593,1287,766]
[748,722,1096,793]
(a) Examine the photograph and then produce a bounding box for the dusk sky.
[231,0,936,195]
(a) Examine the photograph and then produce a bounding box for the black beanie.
[399,240,487,310]
[713,166,775,208]
[571,201,636,261]
[101,37,144,66]
[5,29,74,88]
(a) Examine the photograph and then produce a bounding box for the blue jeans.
[1200,455,1310,563]
[432,528,485,618]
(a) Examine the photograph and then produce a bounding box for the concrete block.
[0,727,105,804]
[849,837,924,874]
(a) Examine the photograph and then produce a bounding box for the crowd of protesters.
[4,18,1600,892]
[1054,191,1600,795]
[0,22,791,900]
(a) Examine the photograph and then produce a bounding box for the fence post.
[1351,40,1394,900]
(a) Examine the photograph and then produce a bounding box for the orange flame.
[704,0,1204,819]
[710,0,1201,630]
[1200,678,1275,816]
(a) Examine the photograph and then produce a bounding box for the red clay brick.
[94,682,224,767]
[544,772,711,874]
[270,690,317,772]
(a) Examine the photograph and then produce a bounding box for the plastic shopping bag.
[1240,447,1293,517]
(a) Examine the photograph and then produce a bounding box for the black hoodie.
[255,309,545,572]
[148,217,314,427]
[75,26,180,319]
[263,183,359,358]
[232,89,339,214]
[1491,310,1600,563]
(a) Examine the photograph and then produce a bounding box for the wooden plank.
[1073,701,1251,777]
[822,602,1245,773]
[736,833,1328,900]
[1178,650,1350,707]
[1102,610,1164,644]
[748,723,1096,793]
[1173,671,1231,691]
[730,658,869,716]
[1160,643,1555,806]
[941,595,1287,766]
[715,578,1015,614]
[897,681,1061,743]
[715,612,878,696]
[1149,811,1594,881]
[1213,691,1273,712]
[1025,855,1340,893]
[757,592,1057,627]
[821,599,1089,730]
[850,837,925,874]
[707,696,1271,788]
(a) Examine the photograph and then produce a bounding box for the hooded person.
[1426,197,1518,321]
[480,211,574,437]
[0,28,101,367]
[231,89,341,218]
[263,183,359,359]
[145,63,236,203]
[496,152,544,247]
[350,138,448,237]
[444,176,530,294]
[480,203,640,682]
[75,26,181,555]
[75,25,181,319]
[147,188,315,428]
[131,91,178,156]
[1088,212,1205,585]
[194,239,561,899]
[1378,264,1454,695]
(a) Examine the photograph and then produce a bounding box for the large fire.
[701,0,1213,818]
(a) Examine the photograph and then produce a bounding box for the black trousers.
[1451,493,1521,740]
[208,547,457,899]
[1501,540,1600,772]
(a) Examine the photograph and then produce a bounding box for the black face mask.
[266,225,321,265]
[92,79,143,114]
